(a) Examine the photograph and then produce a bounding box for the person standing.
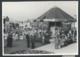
[41,32,45,44]
[72,28,77,42]
[30,31,35,49]
[26,32,30,48]
[67,30,73,44]
[7,31,13,47]
[55,28,59,49]
[31,35,35,49]
[44,32,50,44]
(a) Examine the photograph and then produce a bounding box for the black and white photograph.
[2,1,78,56]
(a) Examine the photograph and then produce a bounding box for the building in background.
[37,6,76,42]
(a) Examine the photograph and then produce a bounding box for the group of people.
[55,28,77,49]
[25,29,51,49]
[6,26,77,50]
[6,27,51,49]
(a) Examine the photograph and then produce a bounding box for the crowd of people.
[6,23,77,50]
[25,29,52,48]
[6,27,51,49]
[55,27,77,49]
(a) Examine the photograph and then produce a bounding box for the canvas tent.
[37,6,76,37]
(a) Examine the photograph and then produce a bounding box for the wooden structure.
[37,6,76,38]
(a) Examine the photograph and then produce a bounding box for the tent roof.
[38,6,76,22]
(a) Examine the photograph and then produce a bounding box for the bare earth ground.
[34,42,77,55]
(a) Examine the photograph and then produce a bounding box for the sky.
[2,1,78,21]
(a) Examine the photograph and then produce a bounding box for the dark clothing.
[67,33,73,44]
[34,33,37,42]
[30,35,35,49]
[44,34,50,44]
[7,34,13,47]
[26,35,30,47]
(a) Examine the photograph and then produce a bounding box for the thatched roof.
[38,6,76,22]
